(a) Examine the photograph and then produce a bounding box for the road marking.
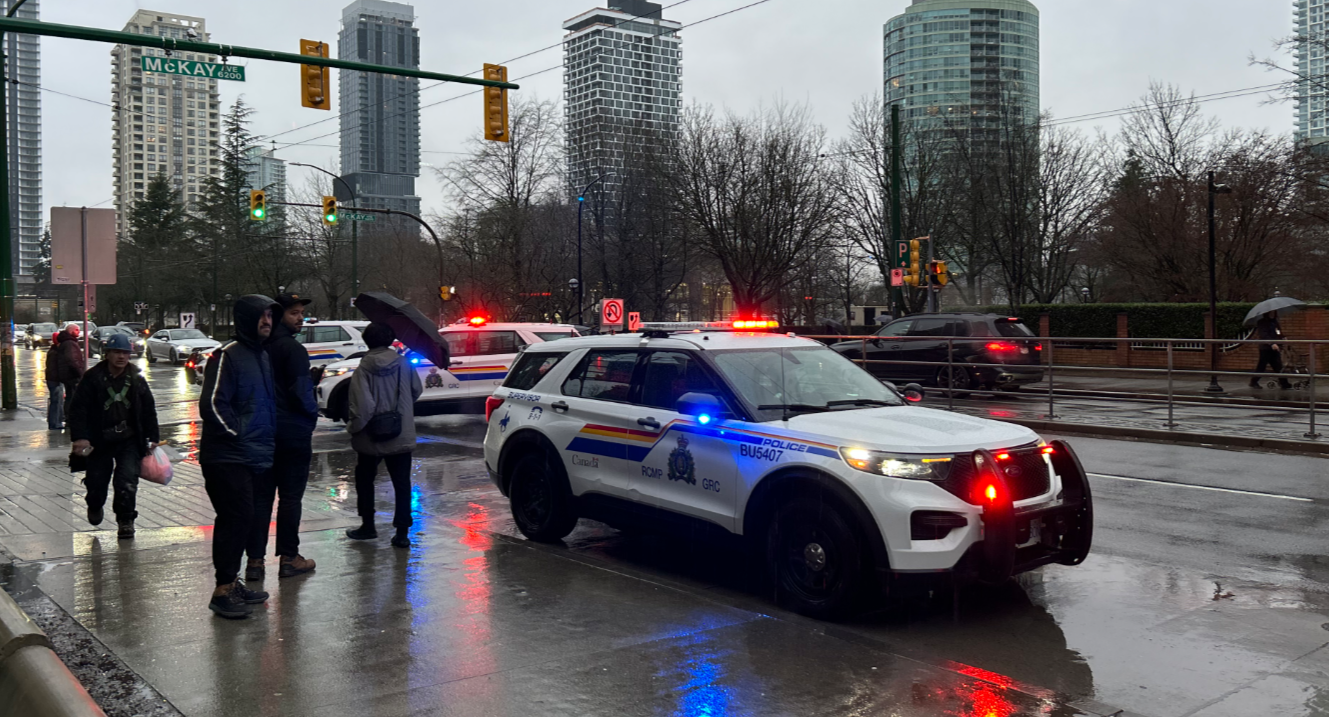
[1087,472,1312,502]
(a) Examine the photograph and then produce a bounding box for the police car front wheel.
[767,498,866,620]
[509,452,578,543]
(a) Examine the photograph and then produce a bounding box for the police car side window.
[475,331,519,355]
[638,351,720,410]
[562,350,638,402]
[505,352,569,390]
[443,333,471,358]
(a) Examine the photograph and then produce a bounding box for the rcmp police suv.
[484,322,1093,619]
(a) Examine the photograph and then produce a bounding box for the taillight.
[185,361,194,369]
[1033,344,1043,351]
[484,395,505,422]
[985,342,1020,353]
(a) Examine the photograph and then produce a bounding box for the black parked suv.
[831,313,1045,394]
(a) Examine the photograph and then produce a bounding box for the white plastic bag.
[140,446,174,486]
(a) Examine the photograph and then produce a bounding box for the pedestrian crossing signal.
[249,190,266,221]
[322,196,338,226]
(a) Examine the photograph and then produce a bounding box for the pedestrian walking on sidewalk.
[54,324,86,425]
[246,293,318,582]
[198,294,280,619]
[44,332,65,430]
[345,322,422,549]
[67,333,160,539]
[1250,311,1293,390]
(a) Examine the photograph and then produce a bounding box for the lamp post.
[575,173,611,323]
[1205,170,1233,394]
[291,162,358,303]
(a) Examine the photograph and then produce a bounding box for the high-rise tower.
[7,0,40,282]
[337,0,420,216]
[1296,0,1329,145]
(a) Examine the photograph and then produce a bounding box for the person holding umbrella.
[345,321,423,548]
[1246,297,1304,390]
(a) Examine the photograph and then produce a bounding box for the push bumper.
[963,441,1093,582]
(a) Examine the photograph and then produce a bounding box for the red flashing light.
[1041,445,1055,455]
[731,319,779,330]
[984,484,998,501]
[995,452,1010,461]
[484,395,505,422]
[185,361,195,369]
[985,342,1020,353]
[469,316,487,326]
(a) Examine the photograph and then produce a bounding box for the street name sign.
[141,56,245,82]
[345,213,376,222]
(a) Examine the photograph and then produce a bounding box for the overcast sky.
[38,0,1296,217]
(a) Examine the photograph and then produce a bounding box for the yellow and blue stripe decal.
[450,364,510,381]
[308,349,345,360]
[566,420,839,463]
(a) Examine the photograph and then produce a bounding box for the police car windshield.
[710,345,903,420]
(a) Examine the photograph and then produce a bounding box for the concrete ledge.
[999,417,1329,456]
[0,587,49,661]
[0,645,106,717]
[0,590,104,717]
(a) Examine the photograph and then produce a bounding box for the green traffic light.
[252,208,265,219]
[326,214,337,223]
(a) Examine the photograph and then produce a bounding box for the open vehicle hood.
[784,405,1038,455]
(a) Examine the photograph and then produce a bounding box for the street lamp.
[576,173,612,323]
[1080,287,1091,303]
[1205,170,1234,394]
[291,162,359,301]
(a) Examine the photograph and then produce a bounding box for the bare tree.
[669,103,837,314]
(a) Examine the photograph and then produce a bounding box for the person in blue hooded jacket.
[198,294,279,619]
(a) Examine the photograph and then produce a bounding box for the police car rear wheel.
[767,498,864,620]
[509,452,578,543]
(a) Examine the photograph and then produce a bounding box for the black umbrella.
[1243,297,1306,327]
[354,292,451,368]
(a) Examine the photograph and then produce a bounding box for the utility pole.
[889,104,904,319]
[1205,170,1233,394]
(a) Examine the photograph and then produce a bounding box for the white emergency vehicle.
[316,319,582,420]
[189,319,370,386]
[483,323,1093,619]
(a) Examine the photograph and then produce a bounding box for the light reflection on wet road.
[5,346,1329,716]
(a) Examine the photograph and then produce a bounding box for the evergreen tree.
[192,98,257,316]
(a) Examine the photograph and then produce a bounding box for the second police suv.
[484,321,1093,619]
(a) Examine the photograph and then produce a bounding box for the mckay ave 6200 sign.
[141,56,245,82]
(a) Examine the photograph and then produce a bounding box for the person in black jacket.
[1250,311,1294,390]
[246,293,318,581]
[45,332,64,430]
[68,333,159,539]
[198,294,279,619]
[54,324,86,425]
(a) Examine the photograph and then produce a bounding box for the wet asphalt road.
[4,346,1329,716]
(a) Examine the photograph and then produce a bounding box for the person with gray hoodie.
[345,322,423,548]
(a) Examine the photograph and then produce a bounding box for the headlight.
[323,367,354,378]
[839,447,952,481]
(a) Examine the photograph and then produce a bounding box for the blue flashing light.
[578,196,585,202]
[410,357,420,364]
[697,414,711,425]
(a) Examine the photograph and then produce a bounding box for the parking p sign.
[601,298,624,329]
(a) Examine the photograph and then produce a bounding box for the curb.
[996,417,1329,455]
[0,589,105,717]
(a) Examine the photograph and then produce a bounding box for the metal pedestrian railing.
[802,334,1325,440]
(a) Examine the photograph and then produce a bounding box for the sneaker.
[1249,380,1263,390]
[245,558,265,581]
[346,525,378,540]
[390,533,410,549]
[278,554,316,578]
[87,504,103,527]
[117,520,135,540]
[208,584,253,619]
[1280,381,1294,390]
[233,580,269,604]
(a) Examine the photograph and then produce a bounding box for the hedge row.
[965,303,1260,339]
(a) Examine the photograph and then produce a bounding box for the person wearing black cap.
[246,292,317,581]
[198,294,279,619]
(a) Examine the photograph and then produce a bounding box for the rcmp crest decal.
[667,435,696,485]
[425,368,444,389]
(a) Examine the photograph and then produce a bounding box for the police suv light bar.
[639,319,780,332]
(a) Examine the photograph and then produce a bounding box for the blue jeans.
[46,380,63,429]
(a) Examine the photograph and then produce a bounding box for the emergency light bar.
[638,319,781,332]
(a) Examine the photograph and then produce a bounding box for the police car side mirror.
[902,383,925,404]
[676,392,724,423]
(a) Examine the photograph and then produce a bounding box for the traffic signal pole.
[0,17,519,408]
[889,104,904,319]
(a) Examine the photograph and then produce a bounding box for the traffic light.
[930,260,950,286]
[300,39,330,111]
[440,286,456,301]
[483,64,509,142]
[249,190,267,221]
[905,239,922,286]
[321,196,338,226]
